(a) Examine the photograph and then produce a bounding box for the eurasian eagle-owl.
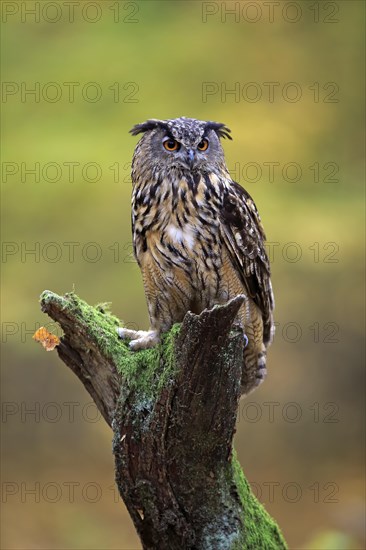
[118,117,274,395]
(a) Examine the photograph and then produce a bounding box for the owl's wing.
[220,180,274,345]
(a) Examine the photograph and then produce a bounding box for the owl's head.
[130,117,232,178]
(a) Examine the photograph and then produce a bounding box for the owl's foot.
[117,328,160,351]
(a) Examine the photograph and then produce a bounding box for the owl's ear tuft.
[130,119,166,136]
[205,121,232,140]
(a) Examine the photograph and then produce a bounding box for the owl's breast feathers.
[132,171,274,342]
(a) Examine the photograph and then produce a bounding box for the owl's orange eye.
[163,138,180,151]
[197,138,209,151]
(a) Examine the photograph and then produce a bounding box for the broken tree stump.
[40,290,287,550]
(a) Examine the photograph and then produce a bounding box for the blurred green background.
[1,1,365,549]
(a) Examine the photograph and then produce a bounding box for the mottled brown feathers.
[121,117,274,394]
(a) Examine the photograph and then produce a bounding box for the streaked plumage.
[118,117,274,394]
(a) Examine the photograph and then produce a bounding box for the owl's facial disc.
[161,134,211,170]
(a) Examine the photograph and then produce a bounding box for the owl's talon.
[117,327,139,340]
[129,332,160,350]
[129,340,138,351]
[243,334,249,348]
[129,339,144,351]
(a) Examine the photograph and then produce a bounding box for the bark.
[40,290,287,550]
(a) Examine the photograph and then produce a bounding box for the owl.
[118,117,274,394]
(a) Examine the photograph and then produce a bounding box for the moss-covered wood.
[40,290,287,550]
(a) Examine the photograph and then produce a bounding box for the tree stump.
[39,290,287,550]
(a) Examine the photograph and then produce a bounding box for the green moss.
[116,323,180,396]
[179,448,287,549]
[231,451,287,550]
[40,290,180,399]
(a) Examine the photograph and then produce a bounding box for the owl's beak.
[186,149,196,169]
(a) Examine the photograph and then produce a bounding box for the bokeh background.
[1,1,365,549]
